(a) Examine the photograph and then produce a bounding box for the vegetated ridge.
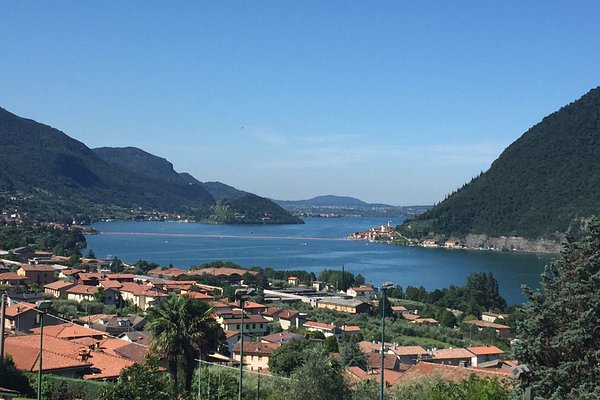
[398,86,600,252]
[0,106,301,224]
[275,195,431,218]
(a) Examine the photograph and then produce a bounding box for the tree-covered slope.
[400,86,600,240]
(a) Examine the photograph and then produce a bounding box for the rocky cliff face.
[464,234,563,253]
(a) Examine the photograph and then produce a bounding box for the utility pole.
[0,293,7,369]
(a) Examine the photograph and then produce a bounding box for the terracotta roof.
[467,345,505,356]
[303,321,336,331]
[391,346,428,356]
[59,269,82,276]
[5,334,91,373]
[222,315,268,324]
[391,306,407,312]
[366,352,399,370]
[464,320,511,330]
[147,267,188,277]
[76,273,104,281]
[105,273,135,280]
[119,282,168,297]
[44,280,75,290]
[341,325,362,332]
[412,318,438,325]
[112,342,148,363]
[359,341,390,354]
[66,285,99,295]
[20,265,55,272]
[397,362,511,384]
[262,307,283,317]
[278,310,299,319]
[230,300,266,310]
[402,314,421,321]
[345,366,404,387]
[351,285,375,292]
[5,302,37,317]
[225,330,241,339]
[99,279,122,289]
[31,322,106,340]
[194,267,258,277]
[260,332,303,345]
[184,291,214,300]
[233,342,277,356]
[0,272,28,281]
[431,348,473,360]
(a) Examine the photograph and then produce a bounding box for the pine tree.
[514,218,600,399]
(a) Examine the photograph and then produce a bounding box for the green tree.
[0,355,33,396]
[339,335,367,370]
[268,339,317,377]
[514,219,600,399]
[99,362,172,400]
[323,335,339,353]
[147,296,225,396]
[273,347,351,400]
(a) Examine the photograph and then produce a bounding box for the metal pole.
[256,371,260,400]
[198,358,202,400]
[380,290,385,400]
[0,293,7,369]
[239,302,245,400]
[37,311,44,400]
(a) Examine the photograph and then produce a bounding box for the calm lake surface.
[86,217,554,305]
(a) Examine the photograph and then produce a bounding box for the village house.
[191,267,258,284]
[66,285,120,305]
[218,314,269,335]
[233,342,277,372]
[77,314,147,335]
[287,276,299,286]
[3,302,39,332]
[481,311,509,323]
[44,280,76,298]
[260,331,303,346]
[118,282,169,310]
[224,330,251,355]
[421,239,438,248]
[365,352,402,373]
[16,265,55,286]
[347,285,376,298]
[231,300,268,315]
[261,306,283,322]
[390,345,428,365]
[464,319,512,337]
[467,345,505,367]
[303,321,342,339]
[0,272,28,286]
[427,348,474,367]
[277,310,303,330]
[147,267,189,279]
[391,305,408,314]
[316,298,371,314]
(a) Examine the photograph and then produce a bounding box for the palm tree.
[147,295,225,396]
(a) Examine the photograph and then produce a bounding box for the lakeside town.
[0,226,521,399]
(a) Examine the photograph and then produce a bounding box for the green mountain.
[0,107,300,224]
[399,86,600,242]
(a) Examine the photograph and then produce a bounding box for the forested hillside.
[399,86,600,240]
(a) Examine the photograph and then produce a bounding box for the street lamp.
[380,282,394,400]
[36,300,52,400]
[234,288,255,400]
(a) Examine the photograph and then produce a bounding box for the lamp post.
[36,301,52,400]
[380,282,394,400]
[235,288,255,400]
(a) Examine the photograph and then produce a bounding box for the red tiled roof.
[431,348,473,360]
[20,265,55,272]
[260,332,303,344]
[303,321,335,330]
[44,280,75,290]
[99,279,122,289]
[31,322,106,340]
[366,352,399,370]
[5,302,37,317]
[230,300,266,309]
[391,346,428,356]
[342,325,361,332]
[391,306,407,312]
[67,285,99,295]
[278,310,299,319]
[262,307,283,317]
[397,362,510,384]
[184,291,214,300]
[467,345,505,356]
[233,342,277,356]
[0,272,28,281]
[402,314,421,321]
[464,320,511,330]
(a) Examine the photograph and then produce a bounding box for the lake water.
[86,217,554,305]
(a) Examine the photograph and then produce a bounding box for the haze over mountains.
[0,107,300,224]
[399,86,600,246]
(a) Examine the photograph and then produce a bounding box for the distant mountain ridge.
[0,106,300,224]
[399,86,600,247]
[275,195,374,208]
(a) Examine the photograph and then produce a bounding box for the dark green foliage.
[206,193,304,224]
[323,335,339,353]
[268,339,318,377]
[0,356,33,396]
[318,269,359,291]
[398,86,600,239]
[0,223,85,255]
[514,218,600,399]
[271,347,351,400]
[147,296,226,395]
[339,335,368,370]
[393,375,512,400]
[99,363,172,400]
[260,267,316,285]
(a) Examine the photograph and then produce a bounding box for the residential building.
[427,348,474,367]
[467,345,505,367]
[303,321,342,339]
[16,265,55,286]
[118,282,168,310]
[287,276,299,286]
[44,280,76,298]
[218,314,269,335]
[260,332,303,346]
[277,310,303,330]
[316,298,371,314]
[464,319,512,337]
[347,285,376,298]
[233,342,277,372]
[390,346,428,365]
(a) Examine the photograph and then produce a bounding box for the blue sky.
[1,2,599,205]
